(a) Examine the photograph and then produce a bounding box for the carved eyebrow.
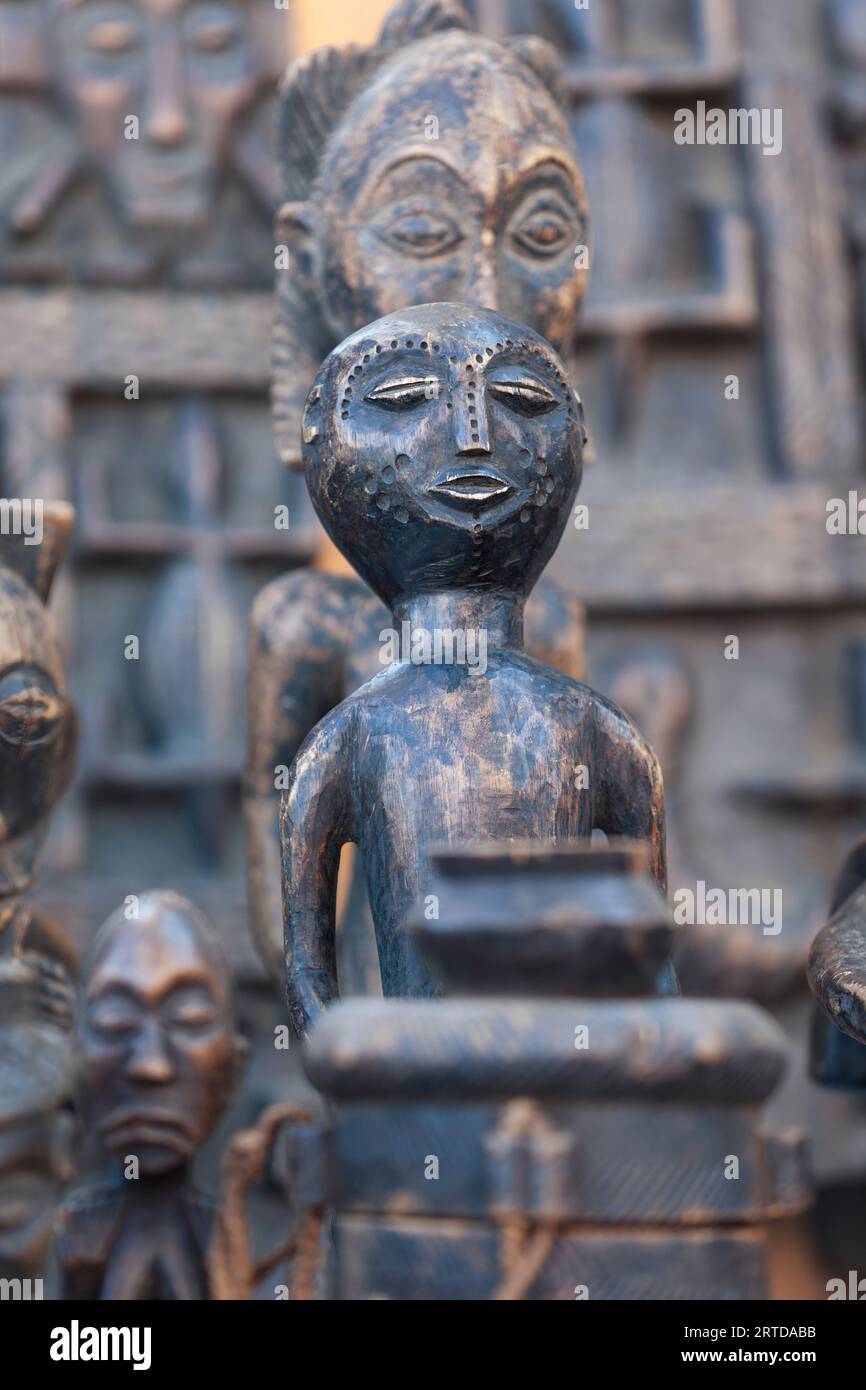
[362,147,471,198]
[507,152,584,195]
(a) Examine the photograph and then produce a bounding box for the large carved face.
[308,32,588,352]
[303,305,584,607]
[49,0,262,229]
[0,518,77,900]
[79,893,238,1178]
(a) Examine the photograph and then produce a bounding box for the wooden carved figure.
[247,0,591,989]
[0,499,78,1283]
[57,891,246,1299]
[0,944,76,1286]
[282,304,665,1038]
[0,501,77,920]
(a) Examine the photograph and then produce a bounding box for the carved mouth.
[99,1108,197,1153]
[428,468,515,511]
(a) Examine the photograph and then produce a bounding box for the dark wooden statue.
[0,500,78,1283]
[0,925,76,1287]
[282,304,666,1039]
[296,843,808,1300]
[246,0,590,991]
[57,891,246,1299]
[0,501,77,912]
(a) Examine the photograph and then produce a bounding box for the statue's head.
[0,503,78,900]
[273,0,589,467]
[47,0,271,230]
[78,891,243,1178]
[302,303,585,609]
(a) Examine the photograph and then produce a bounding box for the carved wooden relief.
[0,2,311,963]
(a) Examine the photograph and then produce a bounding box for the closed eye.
[488,380,559,417]
[364,378,440,411]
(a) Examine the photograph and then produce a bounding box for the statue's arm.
[244,572,355,986]
[594,697,667,896]
[281,706,354,1040]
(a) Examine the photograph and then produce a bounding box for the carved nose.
[128,1020,174,1084]
[454,386,491,455]
[146,42,190,145]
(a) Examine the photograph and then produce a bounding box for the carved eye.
[489,379,559,417]
[165,992,219,1034]
[88,999,140,1041]
[365,378,440,411]
[189,18,241,52]
[376,211,463,257]
[87,19,140,54]
[0,670,62,749]
[511,207,572,257]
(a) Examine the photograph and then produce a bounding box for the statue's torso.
[346,655,599,995]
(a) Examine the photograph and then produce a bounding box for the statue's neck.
[392,590,525,653]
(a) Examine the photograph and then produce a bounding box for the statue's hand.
[0,950,75,1028]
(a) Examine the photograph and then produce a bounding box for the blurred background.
[0,0,864,1297]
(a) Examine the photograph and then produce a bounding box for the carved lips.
[428,467,515,511]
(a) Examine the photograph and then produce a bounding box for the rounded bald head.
[303,304,584,608]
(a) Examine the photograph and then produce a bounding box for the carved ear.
[275,201,318,281]
[378,0,470,48]
[0,500,73,603]
[506,34,568,110]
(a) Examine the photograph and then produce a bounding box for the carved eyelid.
[365,377,440,400]
[489,378,558,400]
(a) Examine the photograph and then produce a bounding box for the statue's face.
[80,905,235,1177]
[303,305,583,607]
[50,0,261,229]
[313,33,589,353]
[0,573,77,898]
[0,1114,64,1281]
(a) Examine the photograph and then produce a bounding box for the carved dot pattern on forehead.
[340,333,568,396]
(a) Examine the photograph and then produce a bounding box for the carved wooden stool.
[295,844,808,1299]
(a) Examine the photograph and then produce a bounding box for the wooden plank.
[0,290,273,386]
[554,481,866,609]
